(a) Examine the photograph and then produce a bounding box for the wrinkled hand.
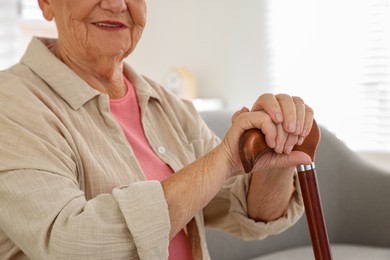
[220,93,314,175]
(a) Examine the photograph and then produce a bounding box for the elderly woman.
[0,0,314,259]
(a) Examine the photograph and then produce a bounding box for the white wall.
[127,0,270,110]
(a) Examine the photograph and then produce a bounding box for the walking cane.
[239,120,332,260]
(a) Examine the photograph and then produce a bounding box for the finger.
[298,104,315,145]
[231,106,250,124]
[251,93,284,124]
[275,94,296,133]
[252,150,312,170]
[292,96,306,135]
[302,104,314,136]
[284,134,299,154]
[234,111,277,149]
[274,124,288,154]
[261,119,278,149]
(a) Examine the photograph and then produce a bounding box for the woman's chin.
[90,45,128,61]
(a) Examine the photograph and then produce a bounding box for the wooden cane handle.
[239,120,321,173]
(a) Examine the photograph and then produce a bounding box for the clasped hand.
[221,93,314,175]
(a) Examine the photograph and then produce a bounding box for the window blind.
[268,0,390,152]
[359,0,390,150]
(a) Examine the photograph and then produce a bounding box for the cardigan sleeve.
[203,172,304,240]
[0,73,171,259]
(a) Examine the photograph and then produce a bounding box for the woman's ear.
[37,0,54,21]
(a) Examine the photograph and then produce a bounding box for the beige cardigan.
[0,37,304,259]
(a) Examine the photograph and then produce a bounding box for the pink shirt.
[109,77,192,260]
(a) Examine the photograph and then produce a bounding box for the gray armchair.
[200,110,390,260]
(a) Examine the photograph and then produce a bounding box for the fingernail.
[301,127,308,137]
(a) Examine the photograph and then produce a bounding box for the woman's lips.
[92,21,127,30]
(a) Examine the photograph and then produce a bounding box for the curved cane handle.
[239,120,321,173]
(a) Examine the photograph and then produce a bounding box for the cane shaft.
[298,167,332,260]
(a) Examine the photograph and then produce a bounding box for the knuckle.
[257,93,275,103]
[275,93,292,102]
[253,93,275,111]
[234,111,247,124]
[305,104,315,115]
[292,96,305,104]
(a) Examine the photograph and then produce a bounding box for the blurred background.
[1,0,389,167]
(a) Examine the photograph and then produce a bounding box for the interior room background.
[1,0,389,160]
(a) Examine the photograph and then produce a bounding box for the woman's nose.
[100,0,127,13]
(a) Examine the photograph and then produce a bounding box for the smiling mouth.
[92,21,127,29]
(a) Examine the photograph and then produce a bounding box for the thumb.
[284,151,312,167]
